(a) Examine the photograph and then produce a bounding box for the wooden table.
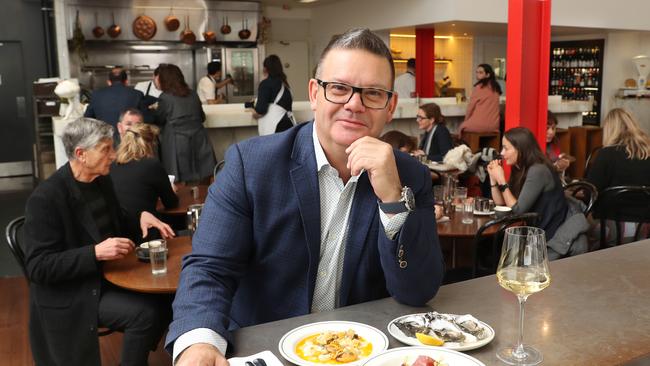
[103,236,192,293]
[436,210,498,238]
[157,184,209,216]
[228,241,650,365]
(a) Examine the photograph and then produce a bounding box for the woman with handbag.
[253,55,295,135]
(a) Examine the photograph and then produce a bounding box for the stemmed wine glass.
[496,226,551,365]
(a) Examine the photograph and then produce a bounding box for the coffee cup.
[135,242,151,262]
[494,205,512,218]
[474,197,493,214]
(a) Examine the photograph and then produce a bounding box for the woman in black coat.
[111,122,178,236]
[154,63,217,183]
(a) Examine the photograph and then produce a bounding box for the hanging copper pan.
[180,15,196,45]
[92,12,104,38]
[164,7,180,32]
[202,14,216,44]
[238,16,251,40]
[220,16,231,34]
[107,12,121,38]
[133,15,157,41]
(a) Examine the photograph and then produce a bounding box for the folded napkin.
[228,350,284,366]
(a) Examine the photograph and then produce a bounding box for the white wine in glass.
[496,226,551,366]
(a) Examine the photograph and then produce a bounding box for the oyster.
[393,315,429,338]
[454,314,487,339]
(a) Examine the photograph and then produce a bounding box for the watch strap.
[498,183,510,192]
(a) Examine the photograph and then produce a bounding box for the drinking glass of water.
[149,239,168,276]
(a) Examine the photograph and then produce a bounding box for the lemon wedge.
[415,332,445,346]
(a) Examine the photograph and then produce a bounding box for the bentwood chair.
[592,185,650,248]
[5,216,28,281]
[443,212,539,283]
[5,216,115,337]
[564,180,598,214]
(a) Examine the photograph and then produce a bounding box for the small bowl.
[494,205,512,218]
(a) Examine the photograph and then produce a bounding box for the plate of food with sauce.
[278,321,389,366]
[362,346,485,366]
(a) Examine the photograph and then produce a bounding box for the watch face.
[403,187,415,211]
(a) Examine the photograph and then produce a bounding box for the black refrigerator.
[548,39,605,125]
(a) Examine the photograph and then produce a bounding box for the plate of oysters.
[387,312,495,352]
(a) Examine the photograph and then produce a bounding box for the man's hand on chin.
[345,136,402,203]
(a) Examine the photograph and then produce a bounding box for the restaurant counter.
[229,240,650,365]
[203,98,591,161]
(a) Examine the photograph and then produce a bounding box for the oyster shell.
[394,311,486,345]
[454,314,487,340]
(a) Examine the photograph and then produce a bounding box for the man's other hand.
[95,237,135,261]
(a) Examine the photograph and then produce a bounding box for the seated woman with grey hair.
[23,117,175,366]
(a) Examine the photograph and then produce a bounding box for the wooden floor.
[0,277,172,366]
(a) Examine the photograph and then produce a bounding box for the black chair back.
[472,212,540,278]
[443,212,540,284]
[584,146,602,177]
[592,185,650,247]
[564,181,598,214]
[5,216,28,280]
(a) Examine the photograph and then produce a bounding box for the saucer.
[473,210,495,216]
[136,251,150,263]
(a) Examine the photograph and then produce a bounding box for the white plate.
[387,313,495,352]
[278,321,389,366]
[472,210,495,216]
[362,346,485,366]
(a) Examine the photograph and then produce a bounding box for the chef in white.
[197,61,233,104]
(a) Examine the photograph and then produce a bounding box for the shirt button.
[91,289,98,296]
[90,326,95,332]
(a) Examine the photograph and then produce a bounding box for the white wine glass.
[496,226,551,365]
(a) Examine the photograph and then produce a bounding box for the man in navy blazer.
[168,28,445,365]
[84,67,148,132]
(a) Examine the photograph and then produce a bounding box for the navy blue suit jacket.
[420,124,453,162]
[166,122,444,350]
[84,83,146,126]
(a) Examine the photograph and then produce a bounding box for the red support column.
[415,28,435,98]
[505,0,552,148]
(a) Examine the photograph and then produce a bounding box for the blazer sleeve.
[166,144,253,350]
[377,161,445,306]
[154,96,171,127]
[429,126,453,162]
[24,189,100,285]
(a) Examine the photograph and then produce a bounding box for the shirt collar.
[312,121,362,181]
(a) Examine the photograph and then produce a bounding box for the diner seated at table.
[116,107,145,139]
[413,102,453,162]
[545,110,571,174]
[487,127,588,259]
[166,28,445,366]
[111,122,179,237]
[23,117,175,366]
[380,130,417,153]
[586,108,650,192]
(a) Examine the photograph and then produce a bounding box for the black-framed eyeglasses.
[316,79,393,109]
[416,115,429,121]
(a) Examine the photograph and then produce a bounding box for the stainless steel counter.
[229,241,650,365]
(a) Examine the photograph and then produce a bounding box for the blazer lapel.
[289,122,321,305]
[62,164,103,244]
[339,172,377,306]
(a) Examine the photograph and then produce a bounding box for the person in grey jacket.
[154,64,216,183]
[488,127,587,258]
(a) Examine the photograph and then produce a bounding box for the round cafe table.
[436,210,499,237]
[103,236,192,294]
[157,184,209,216]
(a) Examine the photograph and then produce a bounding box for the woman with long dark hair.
[487,127,590,259]
[253,54,294,135]
[154,63,216,183]
[458,63,502,137]
[413,102,453,162]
